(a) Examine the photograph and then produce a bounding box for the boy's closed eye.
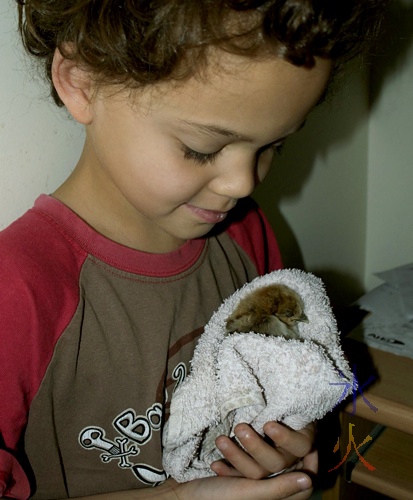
[180,143,223,165]
[258,141,285,157]
[180,140,285,166]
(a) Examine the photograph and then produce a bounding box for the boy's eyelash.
[181,145,222,165]
[180,141,284,165]
[264,142,284,155]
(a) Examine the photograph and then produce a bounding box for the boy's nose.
[209,161,257,200]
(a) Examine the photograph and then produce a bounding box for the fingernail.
[210,461,220,473]
[236,427,248,439]
[215,437,228,451]
[297,476,312,491]
[264,422,280,440]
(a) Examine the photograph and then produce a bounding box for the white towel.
[162,269,353,482]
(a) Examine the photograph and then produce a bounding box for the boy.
[1,1,385,498]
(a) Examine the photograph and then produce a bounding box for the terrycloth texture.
[162,269,353,482]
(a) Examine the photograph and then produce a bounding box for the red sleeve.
[225,197,283,276]
[0,451,30,499]
[0,209,86,497]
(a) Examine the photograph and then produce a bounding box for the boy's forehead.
[141,54,331,138]
[142,55,328,103]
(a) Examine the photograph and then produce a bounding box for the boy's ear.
[51,48,94,124]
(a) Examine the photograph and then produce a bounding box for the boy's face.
[71,54,331,252]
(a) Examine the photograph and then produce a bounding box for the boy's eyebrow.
[179,119,307,142]
[179,120,249,140]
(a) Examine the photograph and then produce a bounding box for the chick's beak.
[298,312,309,323]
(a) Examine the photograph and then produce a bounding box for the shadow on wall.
[309,269,366,310]
[253,76,366,267]
[253,92,368,307]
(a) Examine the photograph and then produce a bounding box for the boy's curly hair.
[16,0,386,106]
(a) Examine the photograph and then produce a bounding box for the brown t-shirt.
[0,195,282,499]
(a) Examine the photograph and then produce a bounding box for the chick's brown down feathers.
[225,284,308,339]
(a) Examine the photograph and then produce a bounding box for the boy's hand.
[162,421,316,499]
[164,421,316,500]
[211,421,317,480]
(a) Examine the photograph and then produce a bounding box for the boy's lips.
[185,204,229,224]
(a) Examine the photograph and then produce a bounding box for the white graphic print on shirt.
[78,362,188,486]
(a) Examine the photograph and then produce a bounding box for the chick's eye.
[181,144,222,165]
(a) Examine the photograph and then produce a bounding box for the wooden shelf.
[351,426,413,500]
[322,329,413,500]
[344,342,413,435]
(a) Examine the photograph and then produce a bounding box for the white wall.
[0,0,84,230]
[365,0,413,290]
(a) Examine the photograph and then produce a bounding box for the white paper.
[353,263,413,359]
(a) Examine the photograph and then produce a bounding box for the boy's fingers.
[213,422,314,478]
[210,458,243,477]
[235,424,295,475]
[214,433,271,478]
[263,422,314,459]
[302,447,318,476]
[212,422,316,480]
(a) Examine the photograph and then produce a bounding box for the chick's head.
[261,284,308,327]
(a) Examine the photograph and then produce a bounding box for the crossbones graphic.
[80,427,138,469]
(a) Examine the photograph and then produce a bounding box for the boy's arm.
[71,472,313,500]
[0,211,85,500]
[0,450,31,499]
[71,423,315,500]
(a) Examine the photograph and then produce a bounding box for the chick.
[225,284,308,339]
